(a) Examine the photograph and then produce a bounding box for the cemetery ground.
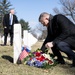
[0,41,75,75]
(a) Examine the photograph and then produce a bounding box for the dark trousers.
[51,44,64,61]
[57,41,75,64]
[4,31,13,45]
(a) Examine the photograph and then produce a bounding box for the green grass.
[0,41,75,75]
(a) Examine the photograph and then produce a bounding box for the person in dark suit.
[3,9,18,46]
[39,12,75,67]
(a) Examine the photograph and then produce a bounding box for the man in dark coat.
[3,9,18,46]
[39,12,75,67]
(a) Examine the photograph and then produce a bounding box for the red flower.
[36,55,45,61]
[35,52,41,57]
[30,58,32,60]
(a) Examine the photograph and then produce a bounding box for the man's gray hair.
[39,12,50,22]
[9,8,14,12]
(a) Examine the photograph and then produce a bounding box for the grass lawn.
[0,41,75,75]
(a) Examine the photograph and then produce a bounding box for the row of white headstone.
[13,24,38,64]
[0,24,38,64]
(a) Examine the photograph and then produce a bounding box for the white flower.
[42,53,54,62]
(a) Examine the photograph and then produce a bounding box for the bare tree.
[53,0,75,22]
[30,23,47,40]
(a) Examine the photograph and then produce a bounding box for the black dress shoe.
[10,44,13,46]
[67,56,72,60]
[71,59,75,67]
[1,44,6,46]
[70,64,75,67]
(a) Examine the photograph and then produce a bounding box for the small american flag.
[19,49,29,61]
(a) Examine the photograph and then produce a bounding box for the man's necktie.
[10,14,13,25]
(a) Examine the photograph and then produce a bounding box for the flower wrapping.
[22,48,55,68]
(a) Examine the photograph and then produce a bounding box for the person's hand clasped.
[45,42,53,48]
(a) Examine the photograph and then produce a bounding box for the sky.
[10,0,60,29]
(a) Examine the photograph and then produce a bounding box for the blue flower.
[26,60,34,66]
[34,61,43,68]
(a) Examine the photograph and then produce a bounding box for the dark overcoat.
[41,14,75,50]
[3,14,18,33]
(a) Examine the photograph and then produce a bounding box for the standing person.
[3,9,18,46]
[39,12,75,67]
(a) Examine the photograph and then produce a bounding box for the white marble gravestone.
[23,30,28,46]
[23,30,38,50]
[13,24,22,64]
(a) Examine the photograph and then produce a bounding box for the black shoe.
[55,59,65,64]
[10,44,13,46]
[70,64,75,67]
[1,44,6,46]
[67,56,72,60]
[71,59,75,67]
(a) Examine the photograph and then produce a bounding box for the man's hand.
[45,42,53,48]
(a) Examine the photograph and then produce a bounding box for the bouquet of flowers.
[19,47,56,69]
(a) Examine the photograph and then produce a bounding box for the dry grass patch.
[0,41,75,75]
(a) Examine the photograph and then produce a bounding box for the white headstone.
[13,24,22,64]
[23,30,38,49]
[23,30,28,46]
